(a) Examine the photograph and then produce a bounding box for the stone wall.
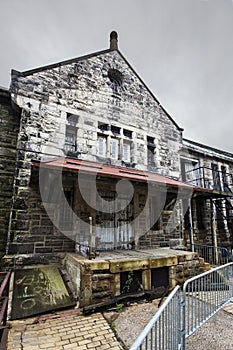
[6,49,184,255]
[64,251,210,307]
[0,89,20,261]
[11,50,182,176]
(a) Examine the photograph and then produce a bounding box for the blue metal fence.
[129,262,233,350]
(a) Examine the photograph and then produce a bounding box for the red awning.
[32,157,214,194]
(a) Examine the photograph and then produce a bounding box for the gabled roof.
[11,32,183,131]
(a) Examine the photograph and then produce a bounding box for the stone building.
[0,32,233,306]
[180,138,233,251]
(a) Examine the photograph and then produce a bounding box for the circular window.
[108,69,123,86]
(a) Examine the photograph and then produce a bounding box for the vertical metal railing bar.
[162,311,165,350]
[130,264,233,350]
[149,328,152,350]
[193,244,229,266]
[172,295,175,349]
[182,262,233,350]
[0,271,11,350]
[129,285,181,350]
[197,278,200,327]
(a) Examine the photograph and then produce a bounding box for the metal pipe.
[188,198,194,252]
[89,216,93,259]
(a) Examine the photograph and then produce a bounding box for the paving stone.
[7,309,124,350]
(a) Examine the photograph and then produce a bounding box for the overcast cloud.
[1,0,233,153]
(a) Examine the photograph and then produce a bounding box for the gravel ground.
[104,299,161,348]
[186,309,233,350]
[104,300,233,350]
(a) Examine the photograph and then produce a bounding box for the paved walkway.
[7,301,233,350]
[7,309,124,350]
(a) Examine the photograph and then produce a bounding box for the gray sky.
[1,0,233,153]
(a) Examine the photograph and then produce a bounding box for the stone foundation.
[63,249,210,307]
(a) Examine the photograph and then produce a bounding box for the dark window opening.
[123,129,132,139]
[108,69,123,87]
[64,127,77,152]
[196,198,205,230]
[147,146,155,167]
[98,122,108,132]
[151,267,169,290]
[120,270,142,294]
[147,136,155,146]
[111,125,120,135]
[67,113,78,126]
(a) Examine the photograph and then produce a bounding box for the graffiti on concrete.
[11,266,74,319]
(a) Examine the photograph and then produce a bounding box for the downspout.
[188,198,194,252]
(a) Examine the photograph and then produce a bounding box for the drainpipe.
[211,199,219,265]
[188,198,194,252]
[89,216,93,259]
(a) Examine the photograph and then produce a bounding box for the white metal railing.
[129,263,233,350]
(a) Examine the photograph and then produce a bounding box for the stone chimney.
[110,31,118,50]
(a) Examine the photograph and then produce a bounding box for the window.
[108,69,123,94]
[211,163,221,191]
[111,125,120,136]
[181,159,200,186]
[67,113,78,126]
[123,142,131,163]
[123,129,132,139]
[147,136,155,145]
[64,113,78,153]
[147,136,156,167]
[110,138,119,159]
[147,146,155,166]
[98,122,108,132]
[97,135,107,157]
[64,127,76,152]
